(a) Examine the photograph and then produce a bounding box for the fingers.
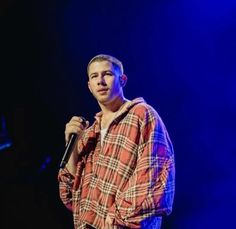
[65,116,89,144]
[105,214,113,229]
[85,120,89,128]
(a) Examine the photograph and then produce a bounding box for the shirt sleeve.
[58,166,75,211]
[58,158,87,212]
[57,129,90,212]
[109,105,175,228]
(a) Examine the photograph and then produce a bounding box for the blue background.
[1,0,236,228]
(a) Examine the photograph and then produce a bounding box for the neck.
[99,96,128,129]
[98,96,127,116]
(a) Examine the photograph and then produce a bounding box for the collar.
[93,97,146,133]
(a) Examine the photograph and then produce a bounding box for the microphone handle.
[59,133,78,169]
[59,116,86,169]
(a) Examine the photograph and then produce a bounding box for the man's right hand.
[64,116,89,145]
[63,116,89,175]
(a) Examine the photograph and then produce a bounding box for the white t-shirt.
[100,128,108,146]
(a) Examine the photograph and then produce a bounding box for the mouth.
[97,88,109,93]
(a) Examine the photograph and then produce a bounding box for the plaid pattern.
[58,98,175,229]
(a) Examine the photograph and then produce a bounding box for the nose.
[97,75,106,86]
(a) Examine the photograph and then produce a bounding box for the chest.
[88,123,140,183]
[100,113,118,129]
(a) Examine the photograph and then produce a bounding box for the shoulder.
[128,100,169,134]
[130,101,159,121]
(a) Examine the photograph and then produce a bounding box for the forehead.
[88,61,115,75]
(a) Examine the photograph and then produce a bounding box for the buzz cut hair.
[87,54,124,75]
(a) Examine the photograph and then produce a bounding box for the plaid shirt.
[58,98,175,229]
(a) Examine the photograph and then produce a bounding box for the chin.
[97,97,113,105]
[96,96,108,102]
[98,99,110,104]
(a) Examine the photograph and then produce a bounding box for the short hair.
[87,54,124,75]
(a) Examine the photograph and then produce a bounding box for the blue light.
[39,155,52,172]
[0,115,12,152]
[0,141,12,151]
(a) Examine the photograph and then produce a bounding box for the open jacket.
[58,98,175,229]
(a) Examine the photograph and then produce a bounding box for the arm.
[58,166,75,211]
[58,159,86,211]
[58,116,89,211]
[109,106,175,228]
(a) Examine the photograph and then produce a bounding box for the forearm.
[58,166,75,211]
[108,153,175,227]
[66,149,79,176]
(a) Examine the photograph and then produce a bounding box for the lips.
[97,88,109,93]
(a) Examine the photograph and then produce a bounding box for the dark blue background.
[1,0,236,228]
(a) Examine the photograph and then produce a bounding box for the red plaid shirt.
[58,98,175,229]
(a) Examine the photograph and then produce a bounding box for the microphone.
[59,117,87,169]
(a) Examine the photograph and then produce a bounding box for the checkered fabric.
[58,98,175,229]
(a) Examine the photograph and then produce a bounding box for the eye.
[105,71,113,76]
[90,74,97,79]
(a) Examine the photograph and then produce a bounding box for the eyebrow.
[89,72,98,78]
[104,70,114,74]
[89,70,115,78]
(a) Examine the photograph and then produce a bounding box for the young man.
[58,54,175,229]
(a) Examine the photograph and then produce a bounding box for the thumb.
[85,121,89,128]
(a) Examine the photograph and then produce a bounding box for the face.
[88,61,124,105]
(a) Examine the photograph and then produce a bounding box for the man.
[58,54,175,229]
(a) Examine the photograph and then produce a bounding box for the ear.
[119,74,128,87]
